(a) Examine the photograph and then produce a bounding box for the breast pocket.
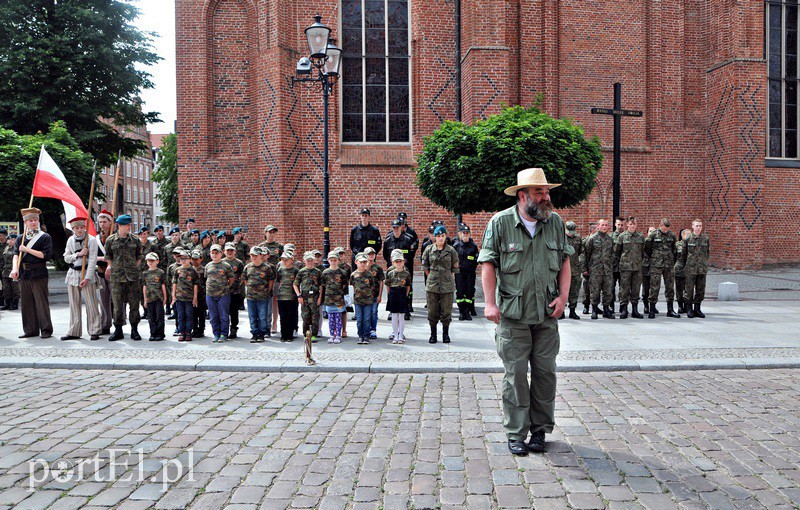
[546,240,561,272]
[500,245,523,273]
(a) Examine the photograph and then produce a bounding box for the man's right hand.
[484,303,501,324]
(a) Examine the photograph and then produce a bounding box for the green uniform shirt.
[296,267,322,298]
[259,241,283,266]
[583,231,614,274]
[477,207,572,325]
[614,230,645,272]
[225,257,245,296]
[192,263,206,301]
[142,268,166,302]
[204,260,233,297]
[681,233,710,276]
[2,245,14,277]
[154,237,170,271]
[243,262,275,301]
[422,243,459,293]
[367,262,385,298]
[349,270,374,305]
[566,233,583,276]
[275,265,299,301]
[139,240,160,274]
[322,267,348,307]
[674,240,686,277]
[233,240,250,264]
[104,233,143,282]
[386,268,411,289]
[173,265,198,302]
[645,229,678,269]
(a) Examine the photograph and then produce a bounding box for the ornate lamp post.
[290,14,342,263]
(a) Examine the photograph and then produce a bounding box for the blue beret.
[200,230,210,240]
[154,224,164,231]
[138,226,149,234]
[116,214,133,225]
[232,227,242,234]
[433,225,447,236]
[169,227,180,235]
[216,230,226,237]
[185,218,195,224]
[190,229,200,235]
[211,229,219,235]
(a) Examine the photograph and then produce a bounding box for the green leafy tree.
[0,0,161,165]
[0,122,99,267]
[417,105,603,214]
[152,133,178,223]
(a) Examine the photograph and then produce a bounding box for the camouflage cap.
[210,244,223,252]
[334,246,346,254]
[391,249,404,261]
[364,246,376,255]
[264,225,278,232]
[191,250,202,259]
[312,249,322,256]
[280,251,294,259]
[145,252,160,261]
[327,251,339,259]
[284,243,296,250]
[224,242,236,251]
[303,251,315,261]
[249,246,263,256]
[172,246,184,254]
[565,221,577,231]
[355,253,369,262]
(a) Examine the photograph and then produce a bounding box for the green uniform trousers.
[684,274,706,304]
[426,291,453,326]
[618,270,642,305]
[648,266,675,303]
[581,275,590,308]
[568,274,581,308]
[496,317,560,441]
[111,279,141,326]
[589,270,613,306]
[300,296,320,336]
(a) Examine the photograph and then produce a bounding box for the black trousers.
[277,300,298,340]
[193,300,207,333]
[455,270,476,307]
[147,300,165,338]
[229,294,244,330]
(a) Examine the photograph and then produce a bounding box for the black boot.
[666,301,680,318]
[591,305,600,320]
[428,323,438,343]
[108,327,124,341]
[442,324,451,343]
[582,305,590,315]
[686,303,694,318]
[10,298,18,310]
[0,299,8,310]
[620,305,628,319]
[568,307,580,320]
[603,304,615,319]
[648,303,656,319]
[652,304,660,314]
[677,300,687,314]
[643,301,649,314]
[457,303,466,321]
[631,303,644,319]
[469,302,477,316]
[619,303,624,313]
[130,324,142,340]
[694,303,705,318]
[229,327,238,339]
[464,306,472,321]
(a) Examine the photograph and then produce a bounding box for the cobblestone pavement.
[0,368,798,509]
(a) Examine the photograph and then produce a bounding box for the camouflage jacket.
[583,232,614,274]
[674,240,686,277]
[192,263,207,300]
[139,240,162,274]
[322,267,348,307]
[2,244,14,278]
[243,262,276,301]
[611,231,623,272]
[645,229,678,269]
[258,241,283,266]
[681,233,710,276]
[296,267,322,298]
[225,257,245,296]
[614,230,645,272]
[422,243,459,293]
[142,268,166,303]
[349,270,375,306]
[367,262,385,298]
[386,268,411,290]
[173,265,199,302]
[275,265,299,301]
[167,262,178,294]
[204,260,233,297]
[154,237,170,271]
[233,240,250,264]
[104,233,142,282]
[566,233,583,276]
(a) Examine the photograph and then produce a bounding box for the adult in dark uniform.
[453,223,479,320]
[105,214,143,341]
[397,212,419,312]
[10,207,54,338]
[383,219,415,319]
[349,208,382,264]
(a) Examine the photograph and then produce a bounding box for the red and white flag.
[32,146,96,235]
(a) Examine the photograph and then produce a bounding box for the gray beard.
[525,200,552,222]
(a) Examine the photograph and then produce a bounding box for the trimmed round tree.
[416,105,603,214]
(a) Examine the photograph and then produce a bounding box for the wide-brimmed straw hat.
[503,168,561,196]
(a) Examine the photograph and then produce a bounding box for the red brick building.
[176,0,799,269]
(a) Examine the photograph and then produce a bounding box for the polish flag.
[32,146,96,235]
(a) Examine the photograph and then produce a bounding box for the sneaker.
[265,331,271,338]
[311,336,318,343]
[369,331,377,339]
[212,336,220,343]
[250,336,259,343]
[362,338,370,345]
[173,330,180,337]
[357,337,365,345]
[388,333,395,340]
[219,335,228,342]
[333,336,341,344]
[328,337,335,344]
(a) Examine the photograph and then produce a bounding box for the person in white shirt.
[61,217,102,340]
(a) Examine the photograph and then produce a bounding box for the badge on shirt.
[367,240,376,244]
[467,255,475,260]
[508,243,523,252]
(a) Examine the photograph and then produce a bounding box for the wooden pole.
[80,163,98,281]
[110,150,122,218]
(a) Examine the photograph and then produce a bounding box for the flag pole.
[110,150,122,218]
[14,148,42,276]
[80,162,98,281]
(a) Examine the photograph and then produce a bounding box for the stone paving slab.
[0,368,798,509]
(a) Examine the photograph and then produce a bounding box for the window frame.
[767,0,800,159]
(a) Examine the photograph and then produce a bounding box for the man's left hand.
[79,279,89,288]
[548,296,567,318]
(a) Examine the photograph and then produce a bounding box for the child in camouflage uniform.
[335,247,352,338]
[172,249,198,342]
[386,249,411,344]
[350,253,374,344]
[321,251,348,344]
[294,252,323,342]
[364,247,385,339]
[205,245,234,342]
[243,246,275,342]
[141,253,167,341]
[190,250,207,337]
[224,243,246,339]
[275,252,300,341]
[166,247,182,336]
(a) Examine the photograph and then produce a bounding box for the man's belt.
[22,262,46,270]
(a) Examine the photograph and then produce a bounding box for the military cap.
[432,220,444,226]
[565,221,577,231]
[458,223,470,232]
[391,249,404,261]
[9,234,18,239]
[191,250,202,259]
[224,242,236,251]
[334,246,346,254]
[138,225,150,234]
[312,249,322,256]
[364,246,376,255]
[212,229,220,236]
[355,253,369,262]
[177,249,190,257]
[154,224,164,231]
[232,227,243,234]
[172,246,184,254]
[20,207,42,221]
[391,219,403,228]
[397,212,407,219]
[115,214,133,225]
[249,246,263,256]
[216,230,226,238]
[280,251,294,259]
[145,252,160,261]
[200,230,210,240]
[303,251,315,261]
[359,208,371,216]
[327,251,339,259]
[210,244,223,253]
[185,218,195,224]
[264,225,278,232]
[0,228,7,235]
[190,229,200,235]
[169,226,181,235]
[433,225,447,236]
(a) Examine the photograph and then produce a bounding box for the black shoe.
[558,312,566,320]
[568,307,580,320]
[323,311,329,319]
[527,431,546,453]
[582,306,590,315]
[686,305,694,318]
[677,302,687,314]
[694,303,705,318]
[229,329,238,339]
[631,305,644,319]
[60,335,81,341]
[150,337,163,341]
[442,325,451,344]
[643,302,650,314]
[652,304,660,314]
[603,305,615,319]
[404,312,412,320]
[10,299,19,310]
[130,326,142,340]
[40,333,52,339]
[508,440,528,456]
[167,313,176,320]
[666,301,680,318]
[649,308,656,319]
[620,305,628,319]
[464,312,472,321]
[148,336,154,341]
[0,299,9,310]
[250,335,259,343]
[591,305,600,320]
[108,328,124,341]
[469,305,477,316]
[429,324,437,343]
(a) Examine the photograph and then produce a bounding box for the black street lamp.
[290,14,342,265]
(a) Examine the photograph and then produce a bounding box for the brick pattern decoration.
[176,0,798,269]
